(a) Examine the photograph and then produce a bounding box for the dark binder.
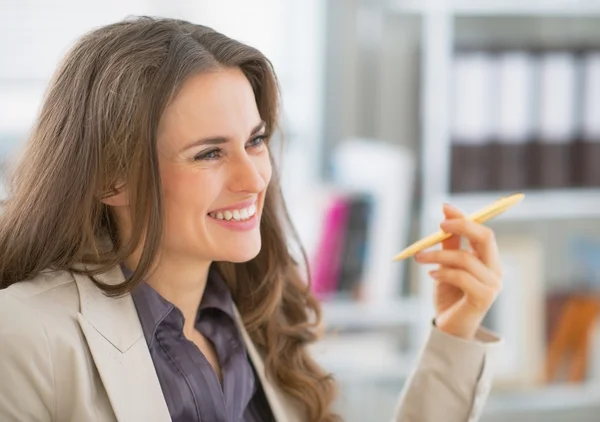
[534,51,578,189]
[450,51,495,193]
[579,51,600,187]
[493,50,536,191]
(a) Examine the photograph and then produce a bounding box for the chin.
[224,250,261,263]
[219,240,262,263]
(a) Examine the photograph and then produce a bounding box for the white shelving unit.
[432,189,600,222]
[393,0,600,344]
[386,1,600,419]
[314,3,600,418]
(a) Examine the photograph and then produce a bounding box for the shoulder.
[0,271,82,421]
[0,270,80,342]
[0,270,86,390]
[1,269,76,300]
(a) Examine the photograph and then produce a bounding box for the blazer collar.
[73,266,171,422]
[74,265,142,351]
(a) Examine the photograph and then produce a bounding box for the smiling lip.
[208,198,256,214]
[207,198,259,232]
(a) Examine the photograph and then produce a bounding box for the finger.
[416,249,501,287]
[442,204,462,251]
[439,218,502,275]
[443,203,464,219]
[430,268,498,312]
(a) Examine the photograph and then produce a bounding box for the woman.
[0,17,503,422]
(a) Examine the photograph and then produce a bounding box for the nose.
[227,153,267,194]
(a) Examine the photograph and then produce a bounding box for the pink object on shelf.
[310,195,350,300]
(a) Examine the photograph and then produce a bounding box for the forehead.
[157,67,261,149]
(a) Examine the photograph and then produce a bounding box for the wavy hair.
[0,16,339,421]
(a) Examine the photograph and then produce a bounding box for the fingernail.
[440,221,450,230]
[429,270,439,279]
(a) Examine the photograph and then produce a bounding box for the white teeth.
[210,204,257,221]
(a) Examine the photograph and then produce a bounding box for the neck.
[126,253,211,338]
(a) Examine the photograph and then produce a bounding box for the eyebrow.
[182,121,267,151]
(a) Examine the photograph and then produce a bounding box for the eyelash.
[194,135,267,161]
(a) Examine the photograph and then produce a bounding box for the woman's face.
[155,67,272,265]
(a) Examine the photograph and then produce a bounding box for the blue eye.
[194,148,221,161]
[247,135,267,149]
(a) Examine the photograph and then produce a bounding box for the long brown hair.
[0,16,339,421]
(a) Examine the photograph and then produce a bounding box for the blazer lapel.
[73,267,171,422]
[232,305,304,422]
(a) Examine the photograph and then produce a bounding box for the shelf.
[313,351,414,382]
[320,297,422,330]
[390,0,600,16]
[309,331,416,381]
[484,381,600,415]
[428,189,600,222]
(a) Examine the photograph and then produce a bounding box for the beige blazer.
[0,266,501,422]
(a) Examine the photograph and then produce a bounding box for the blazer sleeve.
[392,324,502,422]
[0,295,55,422]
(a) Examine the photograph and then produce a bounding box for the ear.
[100,184,129,207]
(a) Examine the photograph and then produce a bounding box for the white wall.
[0,0,153,80]
[0,0,326,165]
[0,0,154,137]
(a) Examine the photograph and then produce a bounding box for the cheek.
[160,165,216,213]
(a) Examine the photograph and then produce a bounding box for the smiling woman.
[0,17,336,422]
[0,15,503,422]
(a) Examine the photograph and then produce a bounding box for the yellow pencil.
[392,192,525,261]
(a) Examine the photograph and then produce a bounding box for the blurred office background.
[3,0,600,420]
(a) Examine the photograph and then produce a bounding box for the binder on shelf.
[310,194,350,300]
[579,51,600,188]
[336,194,372,297]
[493,50,536,192]
[450,51,496,193]
[534,51,579,189]
[331,138,415,304]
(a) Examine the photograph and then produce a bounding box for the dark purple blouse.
[125,265,275,422]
